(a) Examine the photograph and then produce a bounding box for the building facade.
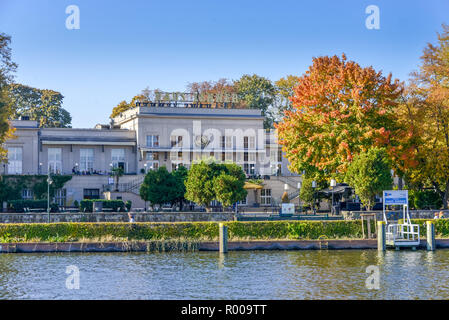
[2,106,302,209]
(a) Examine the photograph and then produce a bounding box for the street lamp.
[330,178,337,215]
[312,180,317,214]
[297,181,302,213]
[47,168,53,223]
[144,163,147,173]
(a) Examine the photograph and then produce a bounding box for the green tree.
[274,75,301,122]
[0,33,17,162]
[299,176,316,209]
[8,84,72,127]
[139,166,177,208]
[184,161,220,211]
[234,74,277,128]
[345,147,393,210]
[213,164,247,208]
[185,160,247,211]
[172,165,188,210]
[111,166,124,191]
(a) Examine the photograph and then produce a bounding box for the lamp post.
[312,180,316,214]
[330,178,337,215]
[39,162,43,175]
[297,181,302,214]
[144,163,147,173]
[47,167,53,223]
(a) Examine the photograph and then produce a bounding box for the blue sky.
[0,0,448,128]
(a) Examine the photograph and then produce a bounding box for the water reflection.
[1,250,449,299]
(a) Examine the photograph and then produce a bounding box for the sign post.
[382,190,409,223]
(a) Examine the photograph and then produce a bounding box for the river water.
[0,249,448,299]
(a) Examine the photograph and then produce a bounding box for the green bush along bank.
[0,220,364,243]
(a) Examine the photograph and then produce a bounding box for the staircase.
[103,176,144,195]
[124,176,144,194]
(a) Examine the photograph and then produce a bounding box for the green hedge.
[7,200,59,213]
[398,219,449,237]
[80,200,127,212]
[0,220,363,242]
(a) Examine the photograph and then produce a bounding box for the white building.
[2,105,301,209]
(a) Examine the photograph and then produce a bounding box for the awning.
[244,182,263,190]
[319,183,351,195]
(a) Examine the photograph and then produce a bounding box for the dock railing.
[386,223,420,246]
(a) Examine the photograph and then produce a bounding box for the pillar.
[377,221,386,251]
[219,223,228,253]
[426,220,435,251]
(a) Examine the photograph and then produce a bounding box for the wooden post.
[426,220,435,251]
[219,223,228,253]
[377,221,386,251]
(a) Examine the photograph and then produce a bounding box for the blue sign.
[383,190,408,205]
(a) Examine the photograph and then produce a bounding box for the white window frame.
[261,189,272,205]
[146,135,159,147]
[7,147,22,174]
[80,148,94,172]
[48,148,62,174]
[111,149,126,172]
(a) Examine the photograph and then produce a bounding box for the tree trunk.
[433,180,449,210]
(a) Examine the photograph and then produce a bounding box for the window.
[146,152,159,161]
[55,189,67,206]
[225,136,232,149]
[225,152,233,162]
[146,135,159,147]
[145,161,159,171]
[83,188,100,200]
[261,189,272,205]
[111,149,126,172]
[48,148,62,174]
[249,136,256,149]
[170,135,183,147]
[270,149,281,162]
[22,189,33,200]
[244,136,249,149]
[244,163,255,175]
[244,152,248,162]
[170,151,183,161]
[220,136,225,148]
[249,153,256,162]
[80,149,94,172]
[7,147,22,174]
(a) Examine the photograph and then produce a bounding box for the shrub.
[79,200,126,212]
[0,220,364,242]
[125,201,132,212]
[7,200,59,213]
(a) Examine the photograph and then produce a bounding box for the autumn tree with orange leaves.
[399,25,449,208]
[276,54,412,184]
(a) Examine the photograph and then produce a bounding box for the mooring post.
[377,221,386,251]
[219,223,228,253]
[426,220,435,251]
